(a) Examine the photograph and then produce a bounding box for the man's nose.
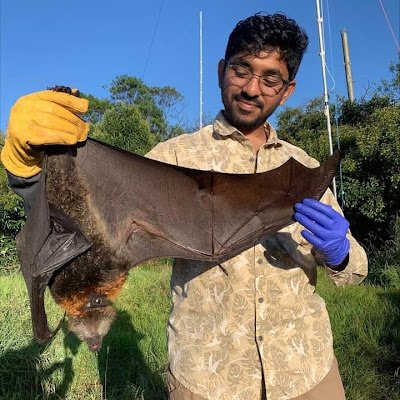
[241,75,262,97]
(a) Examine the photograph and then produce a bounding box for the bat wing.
[75,139,340,264]
[75,140,340,265]
[16,137,340,342]
[16,158,91,342]
[212,152,340,259]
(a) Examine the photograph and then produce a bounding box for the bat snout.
[87,335,103,352]
[67,304,116,351]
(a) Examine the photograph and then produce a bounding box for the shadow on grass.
[0,309,167,399]
[95,309,168,399]
[0,340,73,400]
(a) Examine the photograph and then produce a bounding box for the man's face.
[218,50,296,133]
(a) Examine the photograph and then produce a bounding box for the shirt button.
[258,335,264,341]
[249,157,255,162]
[257,258,263,264]
[258,297,264,303]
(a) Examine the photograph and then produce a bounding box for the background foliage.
[83,75,185,146]
[277,61,399,245]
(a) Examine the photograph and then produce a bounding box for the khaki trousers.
[167,357,346,400]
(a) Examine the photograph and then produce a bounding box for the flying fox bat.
[15,136,341,350]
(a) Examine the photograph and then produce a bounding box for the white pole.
[315,0,337,198]
[199,11,203,129]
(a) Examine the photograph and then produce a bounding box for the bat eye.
[91,295,103,305]
[87,294,107,308]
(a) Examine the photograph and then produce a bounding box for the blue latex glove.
[294,198,350,266]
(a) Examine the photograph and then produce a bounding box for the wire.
[142,0,166,79]
[321,2,336,96]
[378,0,400,51]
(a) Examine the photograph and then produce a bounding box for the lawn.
[0,260,399,400]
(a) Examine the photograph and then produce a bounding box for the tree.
[277,97,332,161]
[81,75,185,143]
[276,63,400,245]
[338,95,391,126]
[90,103,155,155]
[375,56,400,103]
[82,94,112,124]
[106,75,184,141]
[339,104,399,243]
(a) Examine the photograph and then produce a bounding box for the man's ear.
[218,59,227,88]
[279,81,296,106]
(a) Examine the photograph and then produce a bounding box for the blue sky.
[1,0,399,132]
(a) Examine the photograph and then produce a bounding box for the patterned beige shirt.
[146,112,368,400]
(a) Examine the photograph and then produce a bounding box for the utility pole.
[340,29,355,102]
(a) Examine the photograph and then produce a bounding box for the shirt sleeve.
[319,189,368,286]
[146,139,179,165]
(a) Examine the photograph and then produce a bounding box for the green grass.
[316,272,400,400]
[0,262,171,400]
[0,259,399,399]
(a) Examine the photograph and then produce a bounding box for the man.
[1,13,367,400]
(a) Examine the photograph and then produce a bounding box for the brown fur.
[58,273,127,317]
[45,150,131,350]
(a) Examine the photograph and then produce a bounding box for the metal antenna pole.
[315,0,337,198]
[199,11,203,129]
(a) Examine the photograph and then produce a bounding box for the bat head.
[67,294,117,352]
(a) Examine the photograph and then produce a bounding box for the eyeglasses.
[225,62,290,96]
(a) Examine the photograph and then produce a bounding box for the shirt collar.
[213,111,281,148]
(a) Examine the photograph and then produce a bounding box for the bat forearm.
[6,170,41,212]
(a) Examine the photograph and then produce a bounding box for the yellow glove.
[1,89,89,178]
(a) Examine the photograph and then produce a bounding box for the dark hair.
[224,13,309,80]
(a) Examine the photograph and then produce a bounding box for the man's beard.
[223,108,267,132]
[222,93,272,133]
